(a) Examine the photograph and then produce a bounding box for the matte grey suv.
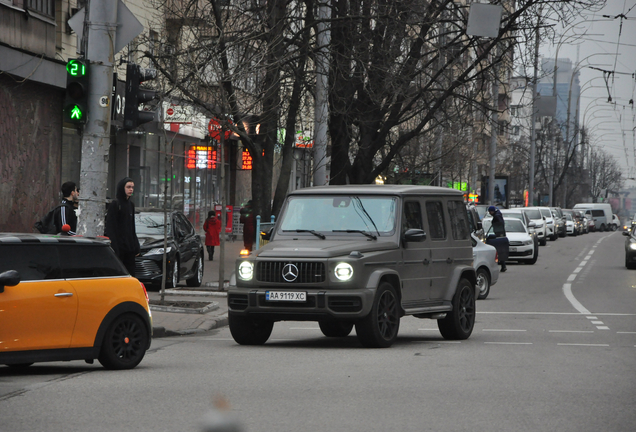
[228,185,477,348]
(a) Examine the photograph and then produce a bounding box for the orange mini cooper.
[0,233,152,370]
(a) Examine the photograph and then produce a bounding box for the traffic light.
[64,59,89,125]
[124,63,158,130]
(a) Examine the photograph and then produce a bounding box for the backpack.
[34,205,64,234]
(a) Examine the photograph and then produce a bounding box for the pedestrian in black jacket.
[488,205,508,272]
[105,177,140,276]
[54,181,79,235]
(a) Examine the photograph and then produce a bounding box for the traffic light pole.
[77,0,118,237]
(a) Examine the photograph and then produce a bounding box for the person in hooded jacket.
[54,181,79,235]
[105,177,140,276]
[488,205,507,272]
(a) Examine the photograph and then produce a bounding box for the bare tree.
[587,145,623,202]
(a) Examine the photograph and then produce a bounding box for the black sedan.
[135,209,204,288]
[624,229,636,269]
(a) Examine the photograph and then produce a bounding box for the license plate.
[266,291,307,302]
[509,247,517,252]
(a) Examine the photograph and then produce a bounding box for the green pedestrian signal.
[64,59,89,126]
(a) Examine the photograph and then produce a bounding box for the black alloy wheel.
[356,282,400,348]
[167,258,179,288]
[186,254,203,287]
[438,279,476,340]
[98,313,148,370]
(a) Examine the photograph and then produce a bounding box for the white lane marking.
[617,332,636,334]
[557,343,609,347]
[567,274,577,282]
[591,321,604,325]
[549,330,594,333]
[596,326,610,330]
[586,316,598,320]
[484,342,532,345]
[573,267,583,273]
[563,283,591,314]
[482,329,527,332]
[478,312,635,316]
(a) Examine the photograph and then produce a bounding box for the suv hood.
[255,238,398,259]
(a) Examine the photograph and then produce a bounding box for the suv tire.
[355,282,400,348]
[229,313,274,345]
[438,278,475,340]
[319,321,354,337]
[98,313,148,370]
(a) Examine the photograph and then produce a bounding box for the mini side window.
[0,245,62,281]
[425,201,446,240]
[60,245,128,278]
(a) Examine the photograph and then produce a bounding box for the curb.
[149,301,219,314]
[152,313,229,338]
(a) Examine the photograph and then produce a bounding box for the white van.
[572,203,613,231]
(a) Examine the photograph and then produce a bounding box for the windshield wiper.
[147,224,166,228]
[332,229,377,240]
[293,229,326,239]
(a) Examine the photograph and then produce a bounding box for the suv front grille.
[256,261,326,283]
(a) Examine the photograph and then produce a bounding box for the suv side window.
[426,201,446,240]
[403,201,423,230]
[61,245,128,278]
[0,245,62,281]
[448,200,470,240]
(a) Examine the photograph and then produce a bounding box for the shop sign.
[186,145,217,170]
[241,149,253,170]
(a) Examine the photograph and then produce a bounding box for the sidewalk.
[149,237,245,337]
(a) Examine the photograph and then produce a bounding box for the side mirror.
[262,227,273,241]
[404,229,426,242]
[623,231,630,236]
[0,270,20,294]
[528,221,536,228]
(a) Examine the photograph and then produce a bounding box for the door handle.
[54,292,74,297]
[422,259,430,265]
[446,257,453,264]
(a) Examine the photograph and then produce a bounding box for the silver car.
[471,233,499,300]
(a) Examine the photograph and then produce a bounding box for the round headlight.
[629,243,636,251]
[238,261,254,280]
[334,263,354,281]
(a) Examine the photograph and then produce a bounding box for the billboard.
[481,176,509,208]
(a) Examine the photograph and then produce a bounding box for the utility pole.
[312,0,330,187]
[528,17,540,207]
[488,46,499,206]
[76,0,118,237]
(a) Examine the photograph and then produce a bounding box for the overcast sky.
[540,0,636,188]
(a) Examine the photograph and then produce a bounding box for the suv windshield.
[540,208,552,218]
[136,214,172,235]
[280,196,398,236]
[525,209,541,219]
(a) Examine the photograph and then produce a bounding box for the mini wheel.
[186,255,203,287]
[98,313,148,370]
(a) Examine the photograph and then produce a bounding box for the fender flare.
[92,302,153,355]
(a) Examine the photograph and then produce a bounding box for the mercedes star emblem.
[282,263,299,282]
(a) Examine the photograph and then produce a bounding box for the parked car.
[623,229,636,269]
[611,214,620,231]
[0,233,152,369]
[135,209,205,289]
[550,207,567,237]
[229,185,477,348]
[562,209,578,236]
[483,217,537,264]
[536,207,557,241]
[466,203,484,240]
[471,233,499,300]
[523,207,547,246]
[499,208,539,258]
[573,203,613,231]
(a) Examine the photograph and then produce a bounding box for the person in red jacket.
[203,211,222,261]
[239,200,255,251]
